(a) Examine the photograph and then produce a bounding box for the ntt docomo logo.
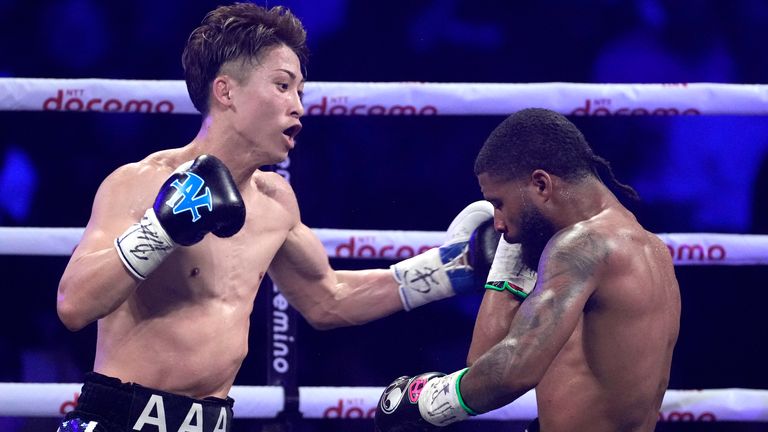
[43,89,175,113]
[666,243,725,262]
[306,96,437,116]
[658,410,716,421]
[335,236,436,259]
[59,392,79,414]
[571,98,700,116]
[322,399,376,418]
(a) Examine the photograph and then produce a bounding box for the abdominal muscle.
[94,232,276,399]
[94,300,250,399]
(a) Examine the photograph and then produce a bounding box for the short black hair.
[182,3,308,115]
[474,108,639,200]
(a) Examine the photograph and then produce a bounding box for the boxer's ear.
[529,169,553,200]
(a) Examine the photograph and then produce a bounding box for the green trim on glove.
[485,281,529,300]
[455,368,479,416]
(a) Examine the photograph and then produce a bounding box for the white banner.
[2,78,768,116]
[0,227,85,256]
[317,228,443,259]
[658,388,768,422]
[2,227,768,265]
[1,383,766,422]
[0,79,192,114]
[227,386,283,419]
[660,233,768,265]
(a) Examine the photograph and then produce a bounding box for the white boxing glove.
[484,238,538,301]
[391,201,496,311]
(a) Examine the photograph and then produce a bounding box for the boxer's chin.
[518,203,557,271]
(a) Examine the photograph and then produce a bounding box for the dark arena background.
[2,1,768,431]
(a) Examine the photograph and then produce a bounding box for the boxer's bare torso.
[466,175,681,431]
[58,42,403,400]
[64,150,297,398]
[534,212,679,431]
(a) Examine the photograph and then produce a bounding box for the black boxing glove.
[115,154,245,280]
[375,370,477,432]
[468,218,501,286]
[153,154,245,245]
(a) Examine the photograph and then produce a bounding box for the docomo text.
[60,392,79,415]
[322,399,376,419]
[43,89,175,113]
[666,243,726,262]
[658,411,717,421]
[571,98,701,116]
[306,96,438,116]
[334,236,437,259]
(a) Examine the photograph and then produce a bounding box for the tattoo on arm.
[465,232,610,409]
[547,233,607,284]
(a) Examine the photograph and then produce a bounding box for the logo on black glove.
[166,172,213,222]
[380,376,410,414]
[408,376,431,403]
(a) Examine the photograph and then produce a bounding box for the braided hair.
[474,108,639,202]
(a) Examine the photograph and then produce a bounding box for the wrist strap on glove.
[418,368,477,427]
[115,208,177,280]
[485,240,537,301]
[391,242,472,311]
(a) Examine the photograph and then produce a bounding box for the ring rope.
[1,227,766,265]
[2,78,768,115]
[0,383,762,422]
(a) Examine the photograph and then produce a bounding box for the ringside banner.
[2,228,768,265]
[2,384,767,421]
[2,79,768,116]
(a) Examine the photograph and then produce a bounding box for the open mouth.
[282,124,302,140]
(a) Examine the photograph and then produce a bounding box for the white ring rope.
[1,227,767,265]
[2,78,768,116]
[0,383,763,422]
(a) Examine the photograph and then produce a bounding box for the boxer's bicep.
[269,221,335,300]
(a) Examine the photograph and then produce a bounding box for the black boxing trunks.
[525,418,540,432]
[57,372,234,432]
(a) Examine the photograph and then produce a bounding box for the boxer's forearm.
[58,248,141,331]
[467,290,523,365]
[459,338,538,413]
[269,224,402,329]
[291,269,402,330]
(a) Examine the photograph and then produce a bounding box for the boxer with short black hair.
[376,108,681,432]
[56,4,504,431]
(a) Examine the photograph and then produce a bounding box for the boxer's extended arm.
[268,222,402,330]
[269,201,498,330]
